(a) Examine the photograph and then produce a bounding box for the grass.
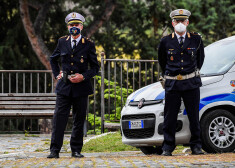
[34,131,187,154]
[41,139,50,141]
[81,131,188,154]
[82,132,139,153]
[174,145,188,154]
[35,148,44,152]
[25,134,39,137]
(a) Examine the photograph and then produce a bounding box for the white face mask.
[174,22,186,33]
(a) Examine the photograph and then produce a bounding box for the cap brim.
[67,20,83,25]
[172,15,189,19]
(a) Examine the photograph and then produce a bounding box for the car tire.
[139,146,163,155]
[200,109,235,153]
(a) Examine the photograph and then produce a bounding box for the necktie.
[72,40,76,50]
[179,37,184,48]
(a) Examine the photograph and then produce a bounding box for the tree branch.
[34,1,51,35]
[19,0,51,70]
[27,1,42,10]
[85,0,117,38]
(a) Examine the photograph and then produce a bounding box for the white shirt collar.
[175,31,186,39]
[71,35,82,46]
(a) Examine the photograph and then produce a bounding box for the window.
[200,37,235,76]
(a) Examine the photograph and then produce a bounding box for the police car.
[121,35,235,154]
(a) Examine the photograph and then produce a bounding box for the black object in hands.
[63,71,68,84]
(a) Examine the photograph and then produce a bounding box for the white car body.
[121,35,235,153]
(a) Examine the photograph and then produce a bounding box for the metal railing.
[100,54,161,133]
[0,70,99,134]
[0,70,54,93]
[0,56,161,134]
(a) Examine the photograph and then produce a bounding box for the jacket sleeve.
[50,40,61,79]
[158,38,167,75]
[82,42,100,81]
[197,37,205,70]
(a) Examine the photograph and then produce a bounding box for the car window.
[200,38,235,76]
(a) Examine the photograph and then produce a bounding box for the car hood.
[129,82,165,102]
[128,75,223,102]
[201,75,223,86]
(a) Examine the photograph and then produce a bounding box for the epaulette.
[191,32,202,37]
[187,32,191,38]
[59,35,68,39]
[163,33,175,39]
[161,33,170,40]
[86,37,93,43]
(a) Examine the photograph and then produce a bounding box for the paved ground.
[0,134,234,167]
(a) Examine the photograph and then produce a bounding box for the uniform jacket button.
[71,63,73,65]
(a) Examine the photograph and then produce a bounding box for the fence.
[0,70,99,134]
[100,54,161,133]
[0,56,161,134]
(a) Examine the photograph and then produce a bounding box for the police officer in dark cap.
[158,9,205,156]
[47,12,99,158]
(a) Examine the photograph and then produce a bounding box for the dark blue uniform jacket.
[50,35,100,97]
[158,32,205,91]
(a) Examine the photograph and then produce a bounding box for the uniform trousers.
[162,88,201,152]
[50,94,88,153]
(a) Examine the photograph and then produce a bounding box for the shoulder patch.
[59,35,68,39]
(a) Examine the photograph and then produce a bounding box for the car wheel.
[139,146,163,155]
[200,109,235,153]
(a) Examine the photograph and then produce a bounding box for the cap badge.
[72,13,76,18]
[179,10,183,14]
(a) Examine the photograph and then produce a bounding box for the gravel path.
[0,134,234,167]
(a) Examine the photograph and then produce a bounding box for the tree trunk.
[19,0,51,70]
[85,0,116,38]
[19,0,117,69]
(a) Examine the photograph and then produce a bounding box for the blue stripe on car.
[155,91,165,100]
[130,84,154,102]
[183,92,235,115]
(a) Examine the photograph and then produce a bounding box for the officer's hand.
[56,71,63,80]
[69,73,84,83]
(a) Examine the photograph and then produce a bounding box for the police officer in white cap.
[47,12,99,158]
[158,9,205,156]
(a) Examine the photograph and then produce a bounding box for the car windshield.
[200,37,235,76]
